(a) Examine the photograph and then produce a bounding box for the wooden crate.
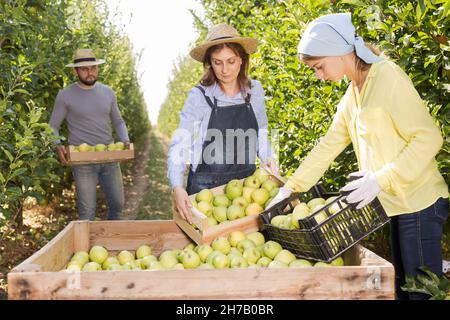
[67,143,135,165]
[174,175,284,245]
[8,220,395,300]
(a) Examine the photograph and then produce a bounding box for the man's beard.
[78,77,97,86]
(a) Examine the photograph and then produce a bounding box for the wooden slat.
[11,222,75,273]
[8,264,394,300]
[73,221,90,252]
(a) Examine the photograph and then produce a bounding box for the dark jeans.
[390,197,449,300]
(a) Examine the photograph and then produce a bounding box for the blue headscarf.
[297,13,382,64]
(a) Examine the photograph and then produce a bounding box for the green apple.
[328,202,342,215]
[314,261,332,267]
[115,141,125,150]
[225,179,243,200]
[307,198,326,210]
[206,250,222,265]
[251,188,270,206]
[230,256,249,268]
[71,251,89,267]
[245,202,264,216]
[213,194,230,207]
[95,143,107,151]
[280,216,294,229]
[207,216,218,226]
[263,241,283,259]
[242,186,256,203]
[291,204,310,228]
[232,196,248,209]
[71,146,79,152]
[264,196,274,209]
[102,256,120,270]
[148,261,164,270]
[269,187,280,198]
[228,231,247,247]
[121,263,132,270]
[184,243,196,251]
[314,211,328,225]
[181,250,201,269]
[261,179,278,193]
[211,236,231,255]
[289,259,313,267]
[140,255,158,269]
[135,245,152,259]
[246,231,265,246]
[89,246,108,264]
[198,201,213,217]
[117,250,135,265]
[256,256,272,267]
[236,239,256,252]
[243,247,261,264]
[198,263,214,269]
[255,244,266,257]
[270,215,286,228]
[66,261,82,271]
[107,143,117,151]
[268,260,288,268]
[227,204,244,220]
[325,196,339,205]
[172,263,185,270]
[253,168,269,184]
[78,143,91,152]
[213,206,228,222]
[197,245,214,262]
[196,189,214,203]
[274,249,296,265]
[228,247,243,257]
[244,176,261,189]
[330,256,344,266]
[107,264,123,271]
[82,261,101,272]
[159,252,179,269]
[212,253,230,269]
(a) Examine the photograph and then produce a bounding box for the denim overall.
[186,86,259,195]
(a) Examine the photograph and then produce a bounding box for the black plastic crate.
[259,184,390,262]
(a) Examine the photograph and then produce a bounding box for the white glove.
[340,171,381,209]
[265,187,292,209]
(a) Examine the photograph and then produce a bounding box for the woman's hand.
[173,186,193,224]
[261,158,280,177]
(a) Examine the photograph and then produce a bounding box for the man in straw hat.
[168,23,279,223]
[49,48,130,220]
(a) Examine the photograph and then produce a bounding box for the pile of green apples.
[71,141,125,152]
[270,196,347,230]
[62,231,344,272]
[191,168,281,227]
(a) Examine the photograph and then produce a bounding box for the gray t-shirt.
[49,82,129,146]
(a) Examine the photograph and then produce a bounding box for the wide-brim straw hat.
[65,48,106,68]
[190,23,258,62]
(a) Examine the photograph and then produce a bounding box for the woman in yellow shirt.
[270,13,449,300]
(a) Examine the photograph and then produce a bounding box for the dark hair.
[200,42,252,92]
[299,43,382,84]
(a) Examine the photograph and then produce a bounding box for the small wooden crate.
[67,143,135,165]
[174,175,283,245]
[8,220,395,300]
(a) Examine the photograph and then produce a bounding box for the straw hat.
[190,23,258,62]
[65,48,106,68]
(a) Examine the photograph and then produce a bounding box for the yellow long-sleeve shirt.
[285,59,448,216]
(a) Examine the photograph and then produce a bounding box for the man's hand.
[173,186,193,224]
[124,140,130,150]
[56,145,69,165]
[265,187,293,209]
[261,158,280,177]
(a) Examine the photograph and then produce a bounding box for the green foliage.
[401,266,450,300]
[0,0,149,227]
[159,0,449,255]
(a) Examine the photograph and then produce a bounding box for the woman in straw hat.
[168,23,279,223]
[268,13,448,299]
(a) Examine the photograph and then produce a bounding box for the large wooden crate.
[174,175,284,245]
[8,220,395,300]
